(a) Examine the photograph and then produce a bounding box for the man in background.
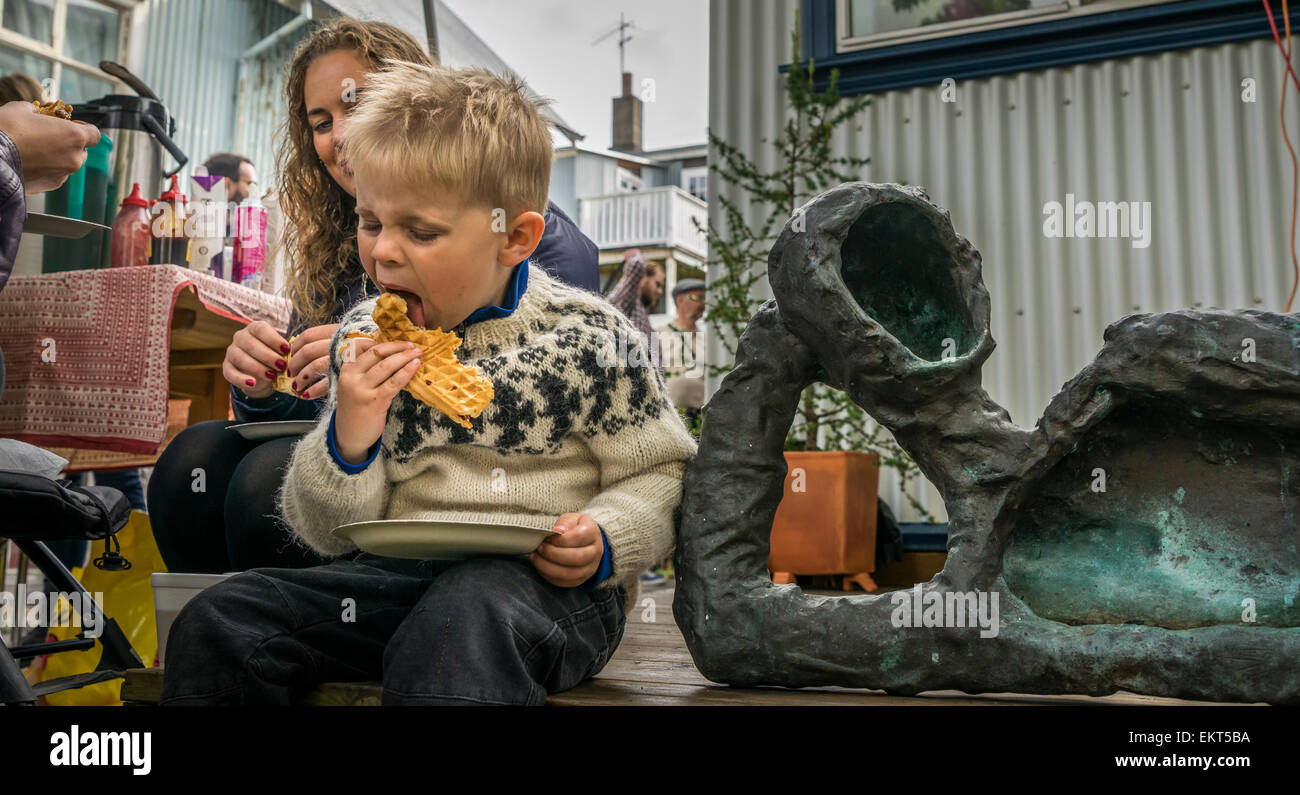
[203,152,257,204]
[655,278,707,432]
[605,247,663,354]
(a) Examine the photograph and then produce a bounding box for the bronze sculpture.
[674,182,1300,704]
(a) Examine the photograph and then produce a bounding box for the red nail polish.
[300,392,310,399]
[265,369,277,379]
[245,379,256,387]
[280,343,291,354]
[275,359,286,370]
[291,381,297,391]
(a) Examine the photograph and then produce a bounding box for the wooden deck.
[119,580,1230,706]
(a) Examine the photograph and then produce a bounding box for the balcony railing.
[578,186,708,260]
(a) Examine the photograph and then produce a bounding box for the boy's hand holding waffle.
[334,293,495,464]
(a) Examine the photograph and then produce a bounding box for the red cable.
[1263,0,1300,311]
[1263,0,1300,92]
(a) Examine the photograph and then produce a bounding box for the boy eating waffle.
[159,62,698,705]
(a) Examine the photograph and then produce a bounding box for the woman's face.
[303,48,371,197]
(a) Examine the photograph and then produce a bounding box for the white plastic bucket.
[151,572,233,665]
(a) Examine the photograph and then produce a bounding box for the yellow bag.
[34,510,166,706]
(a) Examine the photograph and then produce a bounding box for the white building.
[550,72,708,322]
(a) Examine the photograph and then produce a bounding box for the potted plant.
[698,9,935,590]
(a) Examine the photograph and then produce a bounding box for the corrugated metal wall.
[709,0,1300,523]
[127,0,299,193]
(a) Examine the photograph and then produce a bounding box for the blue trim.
[327,410,380,474]
[462,258,529,326]
[790,0,1279,95]
[803,0,837,62]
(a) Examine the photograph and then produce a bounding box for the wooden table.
[168,287,247,428]
[0,266,290,472]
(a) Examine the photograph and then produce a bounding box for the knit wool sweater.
[277,263,698,614]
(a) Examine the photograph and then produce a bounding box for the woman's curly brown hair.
[279,18,431,328]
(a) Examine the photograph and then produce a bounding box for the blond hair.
[279,19,433,328]
[343,61,553,217]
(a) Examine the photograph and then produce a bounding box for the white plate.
[228,421,317,441]
[332,519,557,560]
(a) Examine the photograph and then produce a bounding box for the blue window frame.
[793,0,1284,95]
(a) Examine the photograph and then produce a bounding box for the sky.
[440,0,709,152]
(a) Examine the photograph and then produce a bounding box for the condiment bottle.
[149,175,189,266]
[233,192,268,289]
[109,182,150,268]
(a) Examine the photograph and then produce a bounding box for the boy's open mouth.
[381,286,426,328]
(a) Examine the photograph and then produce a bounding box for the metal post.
[423,0,439,62]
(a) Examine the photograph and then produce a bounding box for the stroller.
[0,469,143,705]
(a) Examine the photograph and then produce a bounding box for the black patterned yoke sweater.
[278,262,699,614]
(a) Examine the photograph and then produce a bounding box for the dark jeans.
[159,554,627,706]
[146,420,325,572]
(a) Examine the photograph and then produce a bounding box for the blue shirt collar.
[461,258,529,327]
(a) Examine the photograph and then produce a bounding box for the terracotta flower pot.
[769,451,880,589]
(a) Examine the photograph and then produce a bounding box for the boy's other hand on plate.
[532,512,604,588]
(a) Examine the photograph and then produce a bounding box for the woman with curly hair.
[147,18,599,573]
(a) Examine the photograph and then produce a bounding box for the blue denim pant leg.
[382,557,627,706]
[159,556,432,705]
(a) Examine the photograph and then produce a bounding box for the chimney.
[612,71,643,153]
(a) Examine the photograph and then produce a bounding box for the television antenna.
[592,13,637,77]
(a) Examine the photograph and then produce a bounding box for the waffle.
[345,292,494,428]
[273,335,298,395]
[33,100,73,120]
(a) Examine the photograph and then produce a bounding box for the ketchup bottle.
[149,175,189,266]
[109,183,151,268]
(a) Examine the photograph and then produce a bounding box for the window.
[681,166,708,201]
[804,0,1240,94]
[0,0,124,103]
[617,166,644,193]
[837,0,1169,51]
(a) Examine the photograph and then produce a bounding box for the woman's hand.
[222,320,291,399]
[286,323,341,400]
[334,338,422,463]
[0,101,101,195]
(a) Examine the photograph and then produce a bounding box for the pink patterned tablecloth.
[0,265,291,453]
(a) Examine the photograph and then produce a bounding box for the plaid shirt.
[605,250,653,346]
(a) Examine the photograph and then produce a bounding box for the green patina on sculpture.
[673,182,1300,704]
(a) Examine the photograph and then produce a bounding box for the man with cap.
[655,277,707,430]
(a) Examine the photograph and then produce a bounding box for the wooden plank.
[547,678,1033,706]
[169,349,226,369]
[170,290,249,351]
[171,308,196,331]
[301,682,382,706]
[120,667,163,704]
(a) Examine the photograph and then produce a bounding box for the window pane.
[2,0,55,45]
[60,69,112,104]
[848,0,1062,38]
[0,43,53,100]
[66,0,121,65]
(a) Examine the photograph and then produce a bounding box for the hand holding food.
[334,337,424,464]
[345,292,495,429]
[223,319,291,399]
[0,100,101,194]
[33,99,73,119]
[285,323,340,400]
